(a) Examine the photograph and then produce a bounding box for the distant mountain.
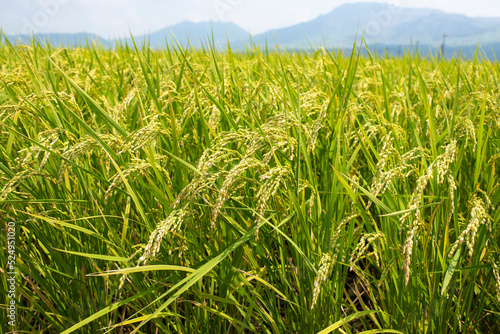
[3,33,107,47]
[118,21,250,48]
[252,2,500,48]
[3,2,500,56]
[3,21,249,49]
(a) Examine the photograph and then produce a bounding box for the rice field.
[0,40,499,333]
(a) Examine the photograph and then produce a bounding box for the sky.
[2,0,500,37]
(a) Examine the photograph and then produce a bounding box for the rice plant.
[0,39,499,333]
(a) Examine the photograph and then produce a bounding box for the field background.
[0,41,500,333]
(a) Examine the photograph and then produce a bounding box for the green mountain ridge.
[251,2,500,48]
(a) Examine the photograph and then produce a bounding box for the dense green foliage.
[0,41,499,333]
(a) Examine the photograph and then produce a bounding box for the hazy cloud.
[1,0,500,36]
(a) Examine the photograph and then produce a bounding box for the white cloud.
[285,6,314,24]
